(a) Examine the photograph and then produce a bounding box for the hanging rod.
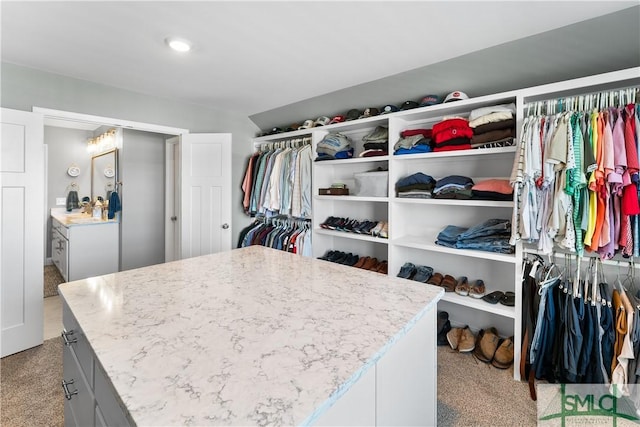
[524,86,639,116]
[256,136,312,151]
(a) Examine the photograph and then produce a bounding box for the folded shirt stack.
[433,175,474,199]
[360,126,389,157]
[471,179,513,201]
[394,128,433,155]
[436,218,514,254]
[316,133,354,161]
[395,172,436,198]
[431,118,473,152]
[468,104,516,149]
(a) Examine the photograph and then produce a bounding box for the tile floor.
[44,295,63,340]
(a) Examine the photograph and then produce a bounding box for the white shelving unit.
[250,67,640,382]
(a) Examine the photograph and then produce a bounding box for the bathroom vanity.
[59,246,443,426]
[51,210,119,282]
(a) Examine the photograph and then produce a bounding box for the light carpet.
[1,337,64,427]
[44,265,63,298]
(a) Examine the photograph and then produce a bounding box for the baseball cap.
[298,119,315,130]
[359,107,380,119]
[443,91,469,103]
[314,116,331,127]
[286,123,301,132]
[329,115,346,124]
[419,95,441,106]
[400,101,420,111]
[267,127,283,135]
[380,104,399,115]
[346,109,361,121]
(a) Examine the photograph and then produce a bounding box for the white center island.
[59,246,443,426]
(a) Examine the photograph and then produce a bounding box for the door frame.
[165,137,180,262]
[33,107,189,263]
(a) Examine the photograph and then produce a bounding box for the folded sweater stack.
[433,175,474,199]
[468,104,516,149]
[359,126,388,157]
[395,172,436,198]
[431,118,473,152]
[393,129,432,155]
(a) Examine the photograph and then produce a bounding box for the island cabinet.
[59,246,443,426]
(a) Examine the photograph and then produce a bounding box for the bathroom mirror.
[91,148,118,201]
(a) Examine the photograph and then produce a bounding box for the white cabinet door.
[179,133,232,259]
[1,108,44,357]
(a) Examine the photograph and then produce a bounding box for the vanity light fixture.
[87,128,117,154]
[165,36,192,53]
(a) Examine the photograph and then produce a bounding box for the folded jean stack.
[393,128,432,155]
[315,133,354,161]
[359,126,388,157]
[468,103,517,149]
[432,175,474,199]
[431,118,473,152]
[435,218,514,254]
[395,172,436,198]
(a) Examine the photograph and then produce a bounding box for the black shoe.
[437,320,452,346]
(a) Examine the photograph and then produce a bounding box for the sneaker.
[446,327,463,351]
[457,326,476,353]
[492,336,514,369]
[469,279,486,299]
[455,276,470,296]
[378,222,389,238]
[370,221,383,236]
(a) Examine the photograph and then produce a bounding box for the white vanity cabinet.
[51,213,119,282]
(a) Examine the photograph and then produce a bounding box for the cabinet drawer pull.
[61,379,78,400]
[61,329,78,346]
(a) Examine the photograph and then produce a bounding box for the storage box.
[319,187,350,196]
[353,171,389,197]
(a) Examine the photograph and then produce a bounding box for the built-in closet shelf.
[389,146,517,161]
[313,156,390,165]
[440,292,516,319]
[314,228,389,244]
[392,235,517,264]
[314,195,389,203]
[393,198,513,208]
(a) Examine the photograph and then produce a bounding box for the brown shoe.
[362,257,378,270]
[376,260,388,274]
[440,274,457,292]
[492,336,514,369]
[458,326,475,353]
[353,256,368,269]
[446,327,463,350]
[476,327,500,363]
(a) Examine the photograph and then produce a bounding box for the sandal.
[440,274,457,292]
[454,276,470,296]
[481,290,504,304]
[469,279,486,299]
[499,291,515,306]
[426,271,443,286]
[413,265,434,283]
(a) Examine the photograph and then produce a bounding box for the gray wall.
[119,129,166,271]
[250,6,640,131]
[44,126,93,258]
[1,62,256,246]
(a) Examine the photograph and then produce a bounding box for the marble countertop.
[59,246,443,426]
[51,208,118,226]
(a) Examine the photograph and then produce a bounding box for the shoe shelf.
[314,228,390,244]
[440,292,516,319]
[392,198,513,208]
[391,235,517,264]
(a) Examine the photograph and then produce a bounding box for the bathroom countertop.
[59,246,443,426]
[51,208,118,226]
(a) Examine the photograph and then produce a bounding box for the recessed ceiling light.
[165,37,192,53]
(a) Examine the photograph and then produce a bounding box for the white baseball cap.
[443,91,469,103]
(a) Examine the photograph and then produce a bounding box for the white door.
[165,137,180,262]
[1,108,44,357]
[180,133,232,259]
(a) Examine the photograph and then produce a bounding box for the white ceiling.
[1,1,637,116]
